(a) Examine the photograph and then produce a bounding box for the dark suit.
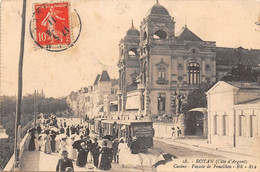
[56,158,73,172]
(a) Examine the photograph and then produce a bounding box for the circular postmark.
[30,2,82,52]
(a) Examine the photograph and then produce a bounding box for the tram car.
[100,119,118,138]
[116,120,154,152]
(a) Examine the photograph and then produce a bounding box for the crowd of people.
[26,115,142,171]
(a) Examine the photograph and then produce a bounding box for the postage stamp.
[34,2,71,46]
[30,1,81,52]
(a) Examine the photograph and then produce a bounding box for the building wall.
[207,81,260,147]
[234,107,260,146]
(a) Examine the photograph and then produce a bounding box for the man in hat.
[77,142,87,167]
[90,138,101,168]
[56,150,74,172]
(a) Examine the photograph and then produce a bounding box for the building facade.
[116,1,260,136]
[117,1,216,124]
[207,81,260,147]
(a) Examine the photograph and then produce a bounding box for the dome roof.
[147,2,170,16]
[126,20,140,37]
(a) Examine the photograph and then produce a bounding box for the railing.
[3,119,37,171]
[3,133,30,171]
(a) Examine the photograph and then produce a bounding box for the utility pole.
[14,0,27,169]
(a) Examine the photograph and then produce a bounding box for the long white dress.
[118,143,130,166]
[67,139,77,160]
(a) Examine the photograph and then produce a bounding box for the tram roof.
[101,119,118,124]
[116,120,153,125]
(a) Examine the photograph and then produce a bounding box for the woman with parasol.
[99,141,112,170]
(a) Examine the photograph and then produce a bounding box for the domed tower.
[140,0,175,45]
[117,20,141,112]
[139,0,176,117]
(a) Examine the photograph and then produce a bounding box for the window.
[239,115,246,136]
[250,115,257,137]
[158,93,166,111]
[214,115,218,135]
[188,62,200,84]
[153,30,167,39]
[223,115,228,136]
[158,68,165,81]
[111,88,114,94]
[156,58,169,85]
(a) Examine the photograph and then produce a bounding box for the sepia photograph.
[0,0,260,171]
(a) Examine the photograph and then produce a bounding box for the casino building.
[116,0,260,136]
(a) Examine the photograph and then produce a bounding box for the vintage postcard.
[1,0,260,171]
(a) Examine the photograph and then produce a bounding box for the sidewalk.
[155,136,259,158]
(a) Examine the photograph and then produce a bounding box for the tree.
[222,63,259,82]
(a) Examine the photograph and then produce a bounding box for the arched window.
[153,30,167,39]
[128,48,138,57]
[188,62,200,84]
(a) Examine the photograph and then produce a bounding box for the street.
[150,140,222,159]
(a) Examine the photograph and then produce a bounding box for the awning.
[189,108,207,114]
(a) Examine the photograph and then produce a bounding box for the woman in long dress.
[44,131,52,154]
[99,141,112,170]
[68,137,77,160]
[28,129,36,151]
[34,130,39,151]
[118,138,131,167]
[59,138,68,157]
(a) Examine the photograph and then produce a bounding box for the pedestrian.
[56,150,74,172]
[84,136,92,163]
[37,125,42,134]
[68,137,77,161]
[60,127,65,134]
[177,127,181,138]
[171,127,175,140]
[112,139,119,163]
[50,131,57,152]
[77,142,87,167]
[99,141,112,170]
[85,127,90,136]
[130,137,139,154]
[59,137,68,156]
[118,137,128,167]
[66,126,70,137]
[90,138,101,168]
[130,137,141,168]
[44,131,52,154]
[64,120,67,128]
[28,128,36,151]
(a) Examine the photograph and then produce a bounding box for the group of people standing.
[27,115,143,171]
[171,126,182,140]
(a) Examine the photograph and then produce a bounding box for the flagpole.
[14,0,27,169]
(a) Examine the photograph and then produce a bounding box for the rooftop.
[146,1,170,17]
[99,70,111,82]
[215,47,260,67]
[177,26,203,42]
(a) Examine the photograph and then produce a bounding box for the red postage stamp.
[34,2,71,46]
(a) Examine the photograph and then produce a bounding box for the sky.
[1,0,260,98]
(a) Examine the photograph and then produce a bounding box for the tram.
[97,119,154,151]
